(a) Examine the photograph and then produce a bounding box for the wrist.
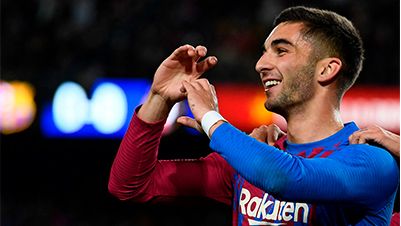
[201,110,227,138]
[138,92,173,122]
[208,120,225,137]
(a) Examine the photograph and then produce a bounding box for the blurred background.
[1,0,399,225]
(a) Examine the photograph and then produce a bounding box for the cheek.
[276,56,303,74]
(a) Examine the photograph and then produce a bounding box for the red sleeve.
[108,108,234,205]
[391,212,400,226]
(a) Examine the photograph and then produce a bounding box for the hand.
[138,45,218,123]
[349,125,400,157]
[249,124,286,146]
[176,79,219,132]
[151,45,218,106]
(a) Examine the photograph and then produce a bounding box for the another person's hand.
[151,45,218,106]
[349,125,400,157]
[249,124,286,146]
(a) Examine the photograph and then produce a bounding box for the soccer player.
[108,6,399,225]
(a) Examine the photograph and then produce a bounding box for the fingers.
[193,45,218,78]
[267,124,283,146]
[171,45,208,60]
[250,125,269,143]
[349,132,361,144]
[349,128,377,145]
[171,44,195,59]
[358,137,367,144]
[181,79,194,93]
[176,116,203,133]
[196,56,218,75]
[249,124,285,145]
[169,44,218,80]
[182,78,211,92]
[194,45,207,61]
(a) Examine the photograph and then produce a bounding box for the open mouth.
[264,80,282,91]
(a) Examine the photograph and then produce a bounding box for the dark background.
[1,0,399,225]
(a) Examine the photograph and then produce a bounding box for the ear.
[316,57,342,83]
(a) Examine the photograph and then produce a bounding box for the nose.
[255,52,274,74]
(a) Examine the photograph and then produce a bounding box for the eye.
[276,47,288,55]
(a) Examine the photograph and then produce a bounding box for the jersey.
[211,123,399,225]
[108,109,399,225]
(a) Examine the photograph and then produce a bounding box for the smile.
[264,80,282,91]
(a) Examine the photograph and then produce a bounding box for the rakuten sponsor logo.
[239,188,309,225]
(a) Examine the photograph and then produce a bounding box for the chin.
[264,101,275,111]
[264,101,285,116]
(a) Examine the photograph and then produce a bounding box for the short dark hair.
[274,6,365,95]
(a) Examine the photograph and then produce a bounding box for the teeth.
[265,80,281,88]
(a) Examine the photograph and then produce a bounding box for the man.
[109,6,399,225]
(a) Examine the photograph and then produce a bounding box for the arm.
[138,44,217,123]
[181,79,398,206]
[108,45,233,204]
[108,111,233,204]
[349,125,400,157]
[210,123,399,206]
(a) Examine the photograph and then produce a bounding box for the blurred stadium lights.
[41,79,188,138]
[0,81,36,135]
[0,79,398,137]
[40,79,400,138]
[341,86,400,133]
[52,81,90,133]
[42,79,148,138]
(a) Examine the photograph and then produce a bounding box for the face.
[255,22,317,115]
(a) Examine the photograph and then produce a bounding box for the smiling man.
[109,6,399,225]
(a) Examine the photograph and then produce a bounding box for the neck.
[285,98,344,144]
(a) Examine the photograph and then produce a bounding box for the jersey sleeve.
[210,122,399,208]
[108,109,234,205]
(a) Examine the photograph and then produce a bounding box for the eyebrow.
[270,38,294,48]
[261,38,294,52]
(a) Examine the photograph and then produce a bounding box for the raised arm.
[108,111,233,204]
[108,45,233,204]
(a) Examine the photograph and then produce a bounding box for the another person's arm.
[349,125,400,157]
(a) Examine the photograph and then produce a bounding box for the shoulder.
[328,144,399,183]
[340,144,399,183]
[334,144,397,168]
[340,144,399,207]
[340,144,395,162]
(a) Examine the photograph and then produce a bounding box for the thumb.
[177,116,203,133]
[181,80,192,94]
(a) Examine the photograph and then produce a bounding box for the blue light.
[90,82,127,134]
[42,79,151,138]
[52,82,89,133]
